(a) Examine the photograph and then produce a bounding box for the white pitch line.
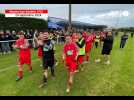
[0,65,17,73]
[0,58,40,73]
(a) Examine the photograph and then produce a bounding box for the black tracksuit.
[102,36,114,55]
[120,34,128,48]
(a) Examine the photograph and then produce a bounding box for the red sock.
[86,55,90,61]
[28,66,32,72]
[17,71,23,78]
[76,64,78,70]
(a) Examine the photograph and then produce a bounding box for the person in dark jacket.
[4,33,11,54]
[0,34,2,54]
[95,31,114,65]
[131,33,134,38]
[115,31,119,37]
[120,33,128,49]
[8,32,14,51]
[38,31,56,88]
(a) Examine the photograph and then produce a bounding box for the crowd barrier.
[0,36,65,45]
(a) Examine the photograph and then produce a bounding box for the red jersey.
[64,43,78,72]
[84,34,94,53]
[15,38,31,65]
[64,43,77,60]
[92,32,96,39]
[38,47,43,58]
[16,38,30,53]
[82,32,88,41]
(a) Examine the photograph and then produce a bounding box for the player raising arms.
[13,32,32,81]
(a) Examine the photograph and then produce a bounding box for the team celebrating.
[12,29,114,93]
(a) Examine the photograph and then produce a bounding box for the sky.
[0,4,134,27]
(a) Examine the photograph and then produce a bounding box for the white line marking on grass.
[0,59,40,73]
[0,65,18,73]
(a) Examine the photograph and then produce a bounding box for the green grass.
[0,35,134,96]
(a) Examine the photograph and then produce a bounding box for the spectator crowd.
[0,29,66,55]
[0,28,133,55]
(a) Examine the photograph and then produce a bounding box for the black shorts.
[95,42,98,47]
[42,57,54,70]
[101,49,111,55]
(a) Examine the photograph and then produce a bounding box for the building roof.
[48,17,107,29]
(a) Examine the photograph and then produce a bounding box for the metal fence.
[0,36,65,54]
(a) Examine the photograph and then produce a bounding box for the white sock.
[95,59,101,63]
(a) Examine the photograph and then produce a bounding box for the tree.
[0,13,48,31]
